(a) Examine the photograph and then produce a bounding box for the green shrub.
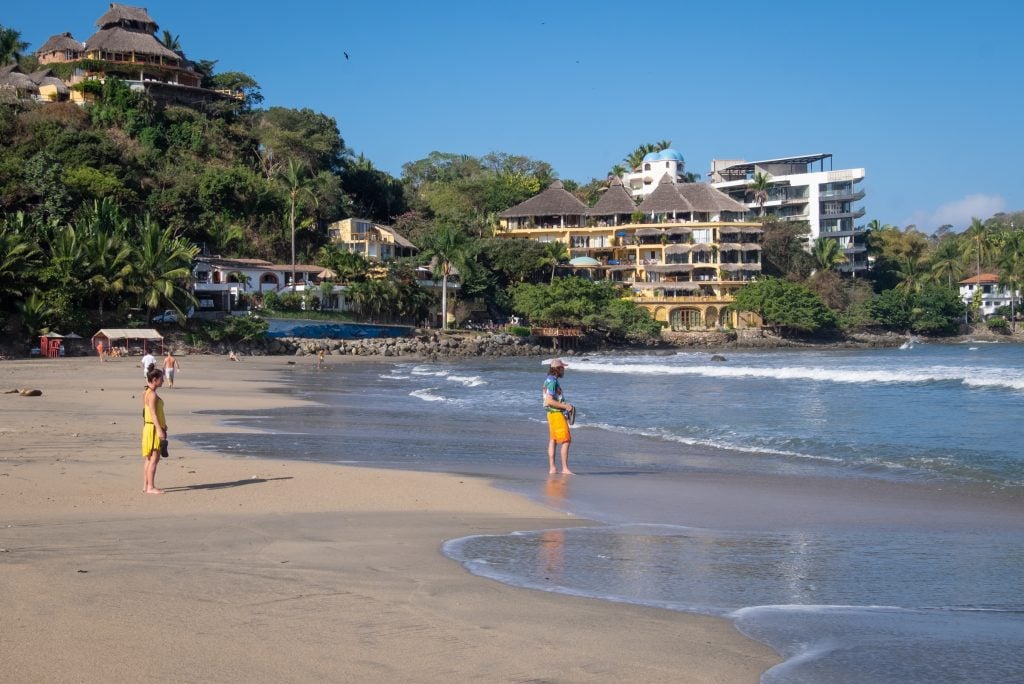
[986,316,1009,332]
[508,325,532,337]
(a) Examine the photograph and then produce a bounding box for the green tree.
[961,217,996,282]
[759,217,813,279]
[730,278,837,334]
[996,226,1024,330]
[0,26,28,66]
[0,212,43,306]
[418,223,475,329]
[623,140,672,171]
[278,159,317,291]
[812,236,848,272]
[929,237,964,289]
[160,31,182,53]
[129,216,199,320]
[748,172,772,215]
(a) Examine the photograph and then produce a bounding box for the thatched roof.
[633,227,664,237]
[499,180,587,218]
[0,65,38,92]
[97,4,159,31]
[28,69,69,93]
[587,177,636,217]
[638,174,693,215]
[645,264,695,273]
[663,244,692,254]
[678,183,749,213]
[85,27,181,60]
[37,33,84,55]
[378,225,417,249]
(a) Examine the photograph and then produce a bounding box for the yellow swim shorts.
[547,411,571,443]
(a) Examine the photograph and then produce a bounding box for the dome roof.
[642,148,686,163]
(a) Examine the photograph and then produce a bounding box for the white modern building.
[709,154,868,276]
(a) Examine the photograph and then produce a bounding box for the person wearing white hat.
[542,358,574,474]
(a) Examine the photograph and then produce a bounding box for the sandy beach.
[0,354,778,683]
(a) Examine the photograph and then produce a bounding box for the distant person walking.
[141,367,167,494]
[163,352,180,388]
[542,358,574,475]
[140,351,156,378]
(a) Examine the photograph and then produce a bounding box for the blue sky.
[6,1,1023,231]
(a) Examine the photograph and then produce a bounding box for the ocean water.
[182,341,1024,683]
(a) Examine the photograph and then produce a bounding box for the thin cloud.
[903,194,1006,232]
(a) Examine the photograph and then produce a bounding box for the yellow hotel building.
[497,176,763,330]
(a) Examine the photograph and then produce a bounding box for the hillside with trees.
[1,21,1022,352]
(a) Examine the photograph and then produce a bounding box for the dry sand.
[0,354,779,683]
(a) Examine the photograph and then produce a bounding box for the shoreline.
[0,356,779,682]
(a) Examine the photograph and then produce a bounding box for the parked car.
[152,310,178,324]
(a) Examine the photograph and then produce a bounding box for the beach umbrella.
[568,256,602,268]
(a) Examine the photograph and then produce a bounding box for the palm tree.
[160,30,181,53]
[929,238,964,289]
[17,291,57,339]
[0,213,42,301]
[84,226,133,324]
[749,172,772,215]
[279,159,317,293]
[623,140,672,171]
[895,254,928,293]
[812,237,848,272]
[129,215,199,320]
[0,26,29,66]
[961,217,995,282]
[540,241,568,284]
[996,226,1024,331]
[419,223,474,329]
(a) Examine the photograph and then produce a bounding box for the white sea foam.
[411,366,449,377]
[446,374,487,387]
[567,359,1024,391]
[584,421,843,463]
[409,388,445,402]
[379,374,411,380]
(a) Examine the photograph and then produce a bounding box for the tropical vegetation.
[0,20,1022,351]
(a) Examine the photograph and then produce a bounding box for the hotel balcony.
[819,189,866,202]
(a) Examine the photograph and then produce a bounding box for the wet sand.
[0,355,778,682]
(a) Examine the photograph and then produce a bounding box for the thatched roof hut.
[36,33,85,60]
[0,65,38,94]
[638,174,693,216]
[587,177,637,217]
[85,28,182,61]
[499,180,587,219]
[678,183,749,214]
[96,4,160,32]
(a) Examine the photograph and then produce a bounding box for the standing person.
[141,367,167,494]
[542,358,574,475]
[140,351,156,378]
[163,351,180,388]
[96,340,105,362]
[317,348,325,370]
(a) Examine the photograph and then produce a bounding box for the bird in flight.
[343,51,349,60]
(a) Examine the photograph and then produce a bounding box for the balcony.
[819,189,866,202]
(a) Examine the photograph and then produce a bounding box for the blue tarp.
[265,318,414,339]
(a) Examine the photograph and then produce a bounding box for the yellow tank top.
[143,388,166,428]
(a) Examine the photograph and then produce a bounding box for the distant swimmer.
[542,358,574,475]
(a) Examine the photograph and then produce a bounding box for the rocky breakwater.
[265,331,549,359]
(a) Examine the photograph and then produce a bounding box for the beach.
[0,355,778,683]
